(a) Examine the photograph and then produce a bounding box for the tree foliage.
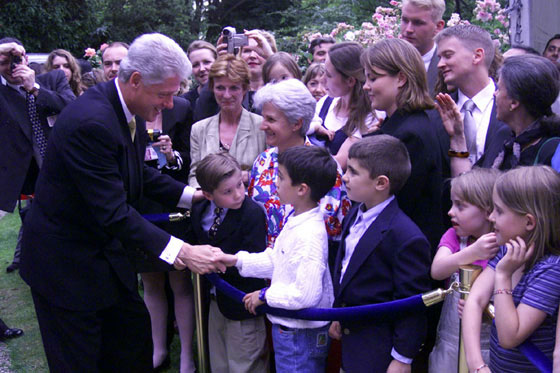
[0,0,496,59]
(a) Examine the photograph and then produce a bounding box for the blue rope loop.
[142,213,173,223]
[206,273,553,372]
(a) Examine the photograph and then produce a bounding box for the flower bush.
[302,0,510,53]
[83,43,108,69]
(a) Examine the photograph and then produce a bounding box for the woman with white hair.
[248,78,350,248]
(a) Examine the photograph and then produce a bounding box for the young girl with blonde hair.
[463,166,560,373]
[429,168,501,372]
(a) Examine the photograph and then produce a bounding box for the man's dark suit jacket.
[190,196,267,320]
[371,109,444,252]
[426,50,439,97]
[0,69,75,212]
[333,199,432,373]
[20,80,186,311]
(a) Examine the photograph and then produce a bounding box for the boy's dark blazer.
[333,199,432,373]
[190,196,267,320]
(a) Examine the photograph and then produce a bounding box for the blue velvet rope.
[142,213,173,223]
[518,341,552,373]
[206,273,553,371]
[205,273,423,321]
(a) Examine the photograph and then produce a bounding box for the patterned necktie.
[128,117,136,141]
[463,99,477,157]
[25,90,48,159]
[208,207,223,239]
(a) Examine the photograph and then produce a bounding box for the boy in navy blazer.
[190,152,269,373]
[330,135,432,373]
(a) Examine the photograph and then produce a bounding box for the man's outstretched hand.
[173,243,226,274]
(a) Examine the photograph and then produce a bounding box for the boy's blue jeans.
[271,323,330,372]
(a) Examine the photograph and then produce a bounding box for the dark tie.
[25,90,48,159]
[208,207,223,239]
[463,99,477,157]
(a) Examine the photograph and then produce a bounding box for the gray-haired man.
[20,33,224,371]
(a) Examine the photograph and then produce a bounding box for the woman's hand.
[495,237,534,277]
[153,135,176,164]
[242,290,264,315]
[468,233,499,261]
[244,30,274,59]
[435,93,467,146]
[316,125,335,141]
[216,34,228,56]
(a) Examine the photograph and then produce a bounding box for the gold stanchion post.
[193,273,209,373]
[458,265,482,373]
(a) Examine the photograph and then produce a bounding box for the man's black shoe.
[6,263,19,273]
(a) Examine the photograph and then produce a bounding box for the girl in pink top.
[428,168,501,372]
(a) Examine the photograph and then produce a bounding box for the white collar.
[114,78,134,123]
[457,79,496,112]
[422,44,436,65]
[356,195,395,225]
[1,75,23,91]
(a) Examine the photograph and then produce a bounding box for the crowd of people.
[1,0,560,372]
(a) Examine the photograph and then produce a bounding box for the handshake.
[173,242,238,274]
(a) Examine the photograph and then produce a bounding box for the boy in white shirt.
[218,145,337,372]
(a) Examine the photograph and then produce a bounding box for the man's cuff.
[159,236,184,264]
[391,348,413,365]
[177,186,195,209]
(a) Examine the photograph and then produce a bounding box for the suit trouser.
[31,286,153,373]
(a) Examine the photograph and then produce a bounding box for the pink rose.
[84,48,96,58]
[99,43,109,52]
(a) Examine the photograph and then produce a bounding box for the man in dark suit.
[434,25,511,172]
[330,136,432,373]
[20,33,225,372]
[0,39,75,272]
[400,0,445,96]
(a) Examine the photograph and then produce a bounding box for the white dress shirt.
[457,80,496,163]
[340,196,394,281]
[114,78,195,264]
[236,206,333,329]
[422,44,437,72]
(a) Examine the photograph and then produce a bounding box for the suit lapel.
[104,81,142,202]
[191,200,210,243]
[337,200,398,296]
[212,205,243,249]
[229,109,251,155]
[426,51,439,95]
[0,84,32,142]
[333,205,359,291]
[205,115,220,154]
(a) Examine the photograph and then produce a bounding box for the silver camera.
[222,26,249,54]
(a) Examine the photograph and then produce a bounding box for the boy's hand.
[214,251,237,267]
[468,233,499,261]
[495,236,534,277]
[328,321,342,340]
[387,359,411,373]
[243,290,264,315]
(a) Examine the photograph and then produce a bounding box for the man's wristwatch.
[27,83,40,95]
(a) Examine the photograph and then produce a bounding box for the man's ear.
[435,20,445,34]
[202,190,214,201]
[472,47,485,66]
[375,175,390,191]
[130,71,142,88]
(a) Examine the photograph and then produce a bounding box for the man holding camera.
[0,38,75,272]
